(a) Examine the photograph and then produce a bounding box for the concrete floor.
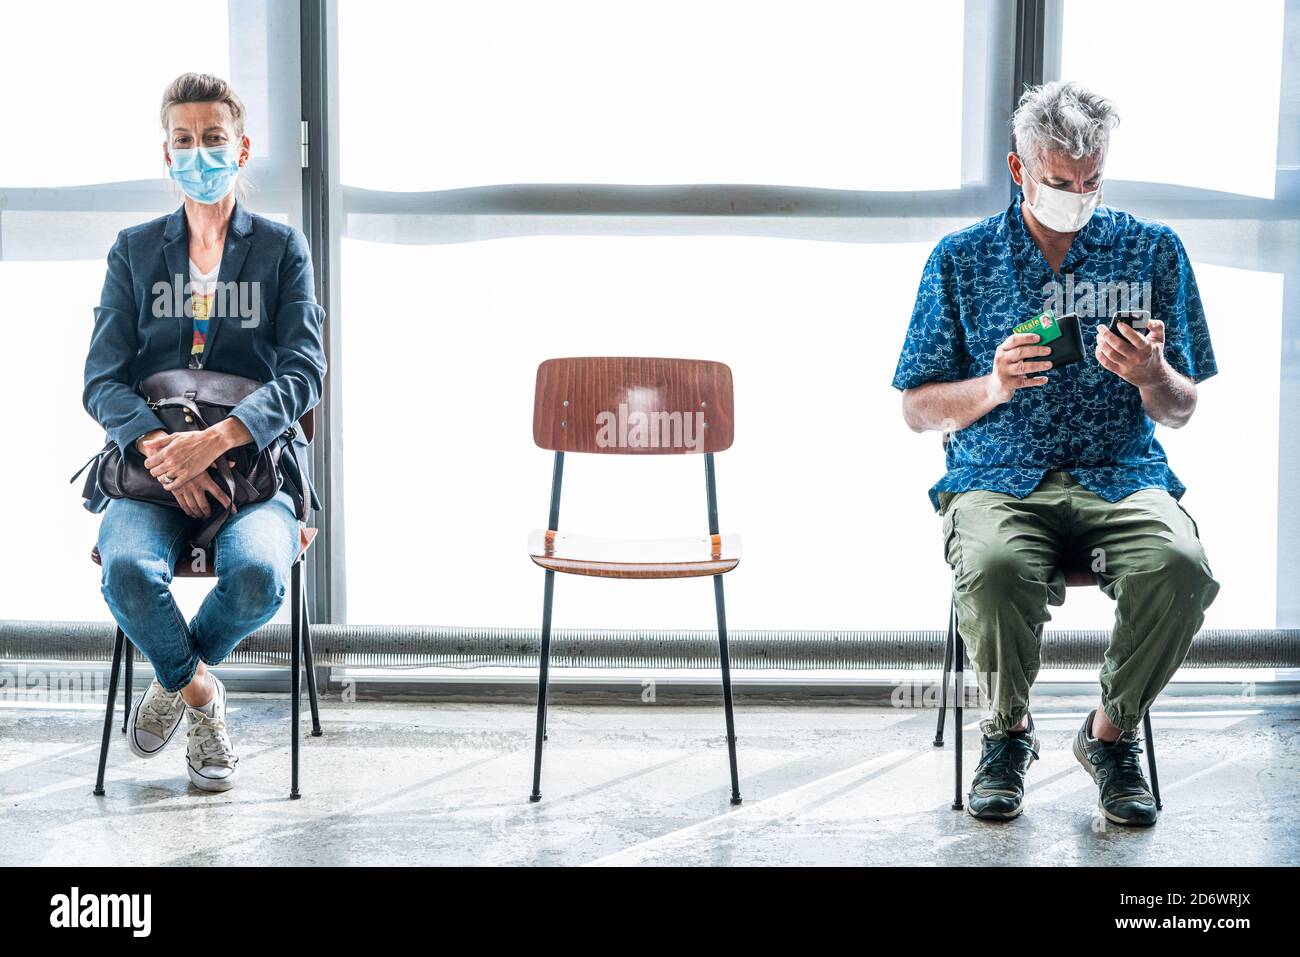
[1,691,1296,866]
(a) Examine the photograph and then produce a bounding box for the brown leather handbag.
[71,368,315,547]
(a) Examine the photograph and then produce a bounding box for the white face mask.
[1022,164,1102,233]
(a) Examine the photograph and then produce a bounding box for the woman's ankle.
[180,667,214,709]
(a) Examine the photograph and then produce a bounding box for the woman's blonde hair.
[160,72,247,139]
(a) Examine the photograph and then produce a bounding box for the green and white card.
[1012,310,1063,344]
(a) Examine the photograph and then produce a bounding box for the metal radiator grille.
[2,621,1296,670]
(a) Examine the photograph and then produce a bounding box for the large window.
[335,0,1300,631]
[336,0,1013,628]
[2,0,1296,642]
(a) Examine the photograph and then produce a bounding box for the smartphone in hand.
[1110,309,1151,336]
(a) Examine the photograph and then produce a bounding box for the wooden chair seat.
[91,526,318,578]
[528,529,740,579]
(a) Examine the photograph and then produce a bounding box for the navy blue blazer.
[81,198,327,513]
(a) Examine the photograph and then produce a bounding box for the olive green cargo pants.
[938,471,1220,734]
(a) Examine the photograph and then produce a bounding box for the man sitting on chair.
[891,81,1220,826]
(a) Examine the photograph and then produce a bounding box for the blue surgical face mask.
[167,144,243,204]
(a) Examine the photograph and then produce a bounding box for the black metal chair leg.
[714,573,743,806]
[290,561,302,800]
[934,594,955,747]
[530,569,556,802]
[952,626,965,811]
[299,559,322,737]
[121,638,134,733]
[94,628,125,796]
[1143,709,1162,810]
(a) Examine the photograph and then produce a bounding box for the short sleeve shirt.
[891,194,1217,512]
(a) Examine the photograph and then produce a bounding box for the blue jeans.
[96,489,301,692]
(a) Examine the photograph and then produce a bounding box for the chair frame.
[92,538,321,800]
[528,357,742,806]
[931,572,1163,812]
[529,449,742,805]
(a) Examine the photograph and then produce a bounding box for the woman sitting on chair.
[83,73,326,792]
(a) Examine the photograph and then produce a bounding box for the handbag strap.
[69,440,115,484]
[191,458,240,549]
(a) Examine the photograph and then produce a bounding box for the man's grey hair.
[1012,81,1120,170]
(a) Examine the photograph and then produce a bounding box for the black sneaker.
[968,714,1039,821]
[1073,709,1158,827]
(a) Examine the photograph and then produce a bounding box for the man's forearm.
[1138,364,1197,428]
[902,376,1003,433]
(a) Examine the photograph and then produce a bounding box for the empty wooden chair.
[528,357,743,805]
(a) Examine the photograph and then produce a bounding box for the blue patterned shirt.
[892,194,1217,512]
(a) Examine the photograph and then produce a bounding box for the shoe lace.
[1089,735,1146,790]
[138,686,180,734]
[189,710,235,768]
[977,734,1039,778]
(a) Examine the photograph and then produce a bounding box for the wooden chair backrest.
[533,357,734,454]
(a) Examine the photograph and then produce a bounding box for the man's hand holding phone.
[986,332,1054,405]
[1096,317,1167,388]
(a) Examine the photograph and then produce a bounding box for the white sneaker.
[127,678,185,759]
[185,675,239,792]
